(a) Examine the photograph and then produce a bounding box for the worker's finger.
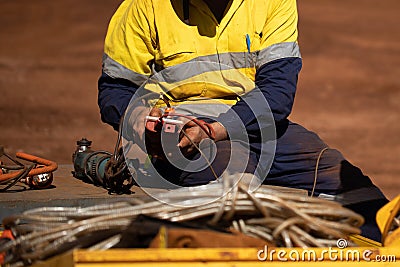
[129,106,150,141]
[178,138,195,156]
[149,107,162,117]
[178,125,203,154]
[178,134,191,149]
[135,123,145,139]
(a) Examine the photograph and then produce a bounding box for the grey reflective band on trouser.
[102,53,149,86]
[318,187,387,206]
[256,42,301,69]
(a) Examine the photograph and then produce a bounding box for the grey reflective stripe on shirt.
[102,53,149,86]
[153,59,233,84]
[104,42,300,85]
[318,187,387,206]
[155,44,300,82]
[256,42,301,69]
[201,52,256,70]
[153,52,257,84]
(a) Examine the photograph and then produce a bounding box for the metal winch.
[72,138,137,194]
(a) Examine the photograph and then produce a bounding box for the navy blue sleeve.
[255,57,302,122]
[218,57,302,139]
[98,72,139,131]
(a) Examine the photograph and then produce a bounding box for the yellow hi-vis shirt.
[103,0,300,103]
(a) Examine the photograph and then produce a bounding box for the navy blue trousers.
[153,120,388,241]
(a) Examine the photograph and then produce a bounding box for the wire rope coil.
[0,173,364,266]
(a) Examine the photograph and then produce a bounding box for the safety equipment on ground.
[0,147,57,191]
[72,138,137,194]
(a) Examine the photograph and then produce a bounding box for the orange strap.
[0,153,57,182]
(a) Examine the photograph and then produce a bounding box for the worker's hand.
[178,121,227,157]
[128,106,162,153]
[144,108,165,158]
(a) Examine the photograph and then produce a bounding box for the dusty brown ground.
[0,0,398,199]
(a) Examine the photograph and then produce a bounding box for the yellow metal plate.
[31,247,400,267]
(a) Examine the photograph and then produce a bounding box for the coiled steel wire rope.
[1,175,364,266]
